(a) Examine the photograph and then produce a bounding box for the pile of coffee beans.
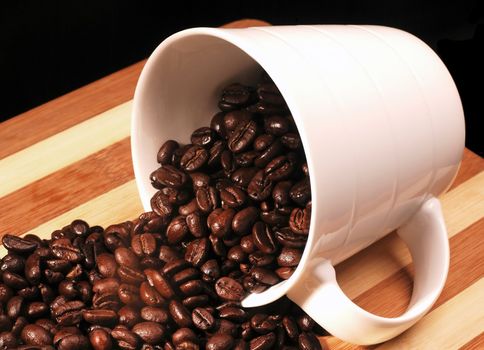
[0,73,325,349]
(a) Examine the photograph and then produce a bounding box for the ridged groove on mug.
[248,25,358,288]
[305,25,401,253]
[352,25,438,209]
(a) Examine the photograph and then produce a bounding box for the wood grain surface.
[0,19,483,350]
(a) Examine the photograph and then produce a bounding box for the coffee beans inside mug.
[0,72,324,349]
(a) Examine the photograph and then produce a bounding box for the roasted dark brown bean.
[277,247,303,267]
[247,170,273,201]
[89,328,113,350]
[249,332,276,350]
[185,238,210,267]
[252,222,277,254]
[228,120,258,153]
[289,206,311,235]
[206,333,235,350]
[151,165,188,188]
[215,277,244,301]
[21,324,53,346]
[2,235,38,254]
[169,300,193,328]
[132,322,165,345]
[298,332,322,350]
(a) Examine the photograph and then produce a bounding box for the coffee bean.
[179,279,204,296]
[180,145,209,172]
[195,186,218,214]
[200,259,220,283]
[218,306,248,323]
[111,325,139,350]
[219,83,254,111]
[131,233,157,257]
[21,324,53,346]
[151,191,174,217]
[257,81,286,106]
[275,227,307,248]
[253,134,275,152]
[251,313,277,334]
[215,277,244,301]
[281,132,302,150]
[141,306,169,324]
[167,216,190,245]
[162,258,189,276]
[52,300,85,326]
[0,331,18,348]
[89,328,113,350]
[247,170,273,201]
[289,207,311,235]
[264,115,290,136]
[211,208,236,238]
[240,236,256,254]
[232,207,259,235]
[220,185,246,208]
[298,332,322,350]
[191,127,215,147]
[26,302,49,319]
[192,307,215,331]
[96,253,117,278]
[254,139,284,168]
[114,247,140,269]
[185,238,209,267]
[234,150,260,167]
[158,246,181,264]
[277,247,303,267]
[252,222,277,254]
[144,269,175,299]
[2,235,38,254]
[249,332,276,350]
[264,154,296,181]
[157,140,179,165]
[3,270,29,289]
[276,267,296,280]
[172,328,198,346]
[228,120,258,153]
[151,165,188,189]
[172,268,200,286]
[289,178,311,206]
[1,253,25,274]
[183,294,209,309]
[186,212,207,238]
[251,267,280,286]
[51,238,82,263]
[231,167,259,189]
[297,314,315,332]
[169,300,193,328]
[118,283,141,305]
[132,322,165,345]
[206,333,235,350]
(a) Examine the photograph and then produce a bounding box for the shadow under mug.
[131,25,465,345]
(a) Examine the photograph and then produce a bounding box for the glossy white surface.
[132,25,464,344]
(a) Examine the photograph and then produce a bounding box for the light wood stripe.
[26,180,142,236]
[0,138,133,236]
[0,180,142,257]
[0,101,132,198]
[337,171,484,299]
[376,278,484,350]
[352,218,484,317]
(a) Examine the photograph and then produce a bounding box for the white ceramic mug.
[131,25,465,345]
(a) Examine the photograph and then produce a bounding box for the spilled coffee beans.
[0,72,325,349]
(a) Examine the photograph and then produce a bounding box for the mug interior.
[132,30,317,300]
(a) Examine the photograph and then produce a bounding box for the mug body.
[132,24,464,279]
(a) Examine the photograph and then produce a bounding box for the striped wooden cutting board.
[0,19,483,350]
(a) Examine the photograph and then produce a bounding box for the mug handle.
[287,197,449,345]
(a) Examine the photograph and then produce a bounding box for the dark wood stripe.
[460,332,484,350]
[449,149,484,190]
[0,137,133,236]
[351,218,484,317]
[0,63,144,159]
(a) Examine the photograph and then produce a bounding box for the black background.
[1,1,482,155]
